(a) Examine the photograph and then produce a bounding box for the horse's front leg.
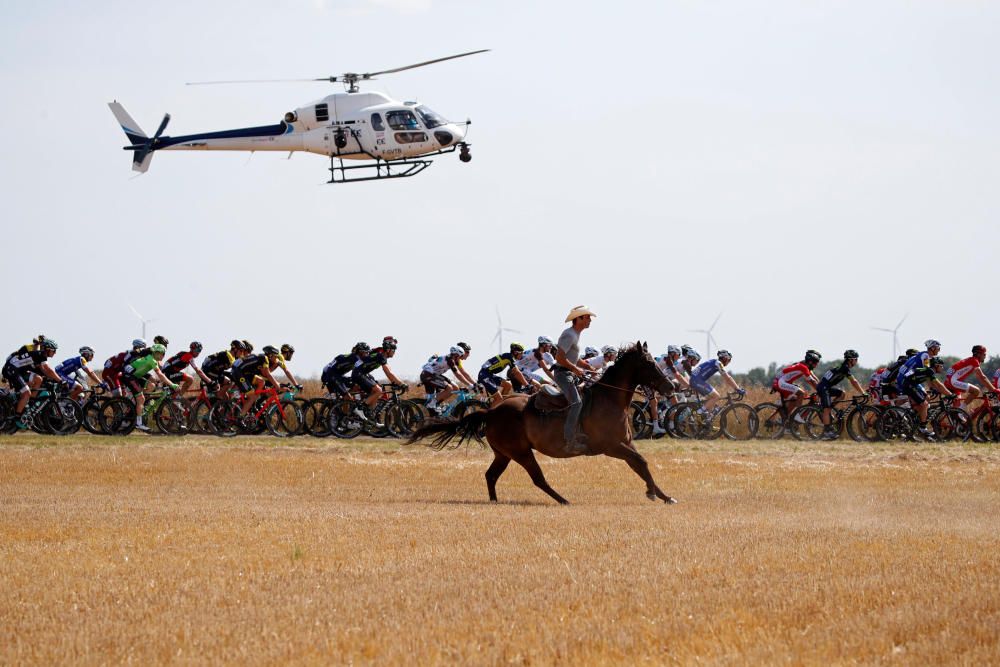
[606,439,677,504]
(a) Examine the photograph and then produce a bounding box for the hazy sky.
[1,0,997,376]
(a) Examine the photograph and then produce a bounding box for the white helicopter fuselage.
[155,91,467,161]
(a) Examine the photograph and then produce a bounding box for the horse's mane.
[600,342,650,386]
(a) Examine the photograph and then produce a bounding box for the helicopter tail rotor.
[108,102,170,173]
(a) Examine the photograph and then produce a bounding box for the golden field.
[1,435,998,665]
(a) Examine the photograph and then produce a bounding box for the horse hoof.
[645,492,656,502]
[664,496,678,504]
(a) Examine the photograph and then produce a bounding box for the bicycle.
[787,394,870,441]
[1,380,82,435]
[754,391,818,440]
[673,390,757,440]
[876,392,969,442]
[210,384,303,437]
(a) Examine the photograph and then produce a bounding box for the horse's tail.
[407,411,488,450]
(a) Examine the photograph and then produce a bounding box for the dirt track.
[1,435,998,664]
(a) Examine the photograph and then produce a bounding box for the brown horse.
[408,341,678,504]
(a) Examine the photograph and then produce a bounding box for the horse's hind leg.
[606,443,677,504]
[485,450,511,503]
[514,450,569,505]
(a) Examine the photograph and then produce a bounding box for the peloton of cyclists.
[512,336,557,392]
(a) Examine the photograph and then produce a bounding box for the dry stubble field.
[1,434,999,665]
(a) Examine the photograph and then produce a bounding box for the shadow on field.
[417,498,554,507]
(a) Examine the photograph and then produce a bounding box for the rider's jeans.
[553,369,581,442]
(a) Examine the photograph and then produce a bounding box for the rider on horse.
[552,305,597,453]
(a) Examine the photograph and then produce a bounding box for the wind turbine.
[129,304,156,340]
[491,306,521,354]
[688,313,722,360]
[871,313,908,360]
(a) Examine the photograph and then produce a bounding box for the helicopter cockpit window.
[415,106,446,129]
[370,113,385,131]
[386,110,421,131]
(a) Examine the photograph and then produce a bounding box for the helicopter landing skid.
[328,156,433,184]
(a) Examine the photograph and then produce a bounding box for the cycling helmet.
[601,345,616,356]
[230,339,243,350]
[973,345,987,356]
[41,337,58,351]
[281,344,295,358]
[510,342,525,353]
[190,341,203,353]
[457,342,471,353]
[686,349,701,362]
[681,344,693,356]
[844,349,859,360]
[925,339,941,349]
[449,346,464,357]
[382,340,398,351]
[353,342,370,354]
[132,338,147,349]
[79,346,95,359]
[383,336,398,346]
[538,336,554,346]
[804,350,822,364]
[667,345,681,355]
[153,336,169,346]
[242,341,254,353]
[929,356,944,368]
[717,349,732,362]
[262,345,279,356]
[584,346,599,357]
[150,343,166,356]
[905,348,919,357]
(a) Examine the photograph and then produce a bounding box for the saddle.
[528,384,592,416]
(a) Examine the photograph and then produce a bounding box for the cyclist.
[879,349,920,402]
[160,341,212,395]
[3,337,63,427]
[644,346,689,436]
[120,343,178,431]
[691,349,743,416]
[233,345,301,416]
[772,350,822,420]
[351,339,406,420]
[201,340,250,391]
[587,345,618,373]
[321,342,369,396]
[444,341,477,388]
[898,352,953,439]
[817,349,867,440]
[945,345,994,410]
[153,335,169,350]
[55,346,104,402]
[421,346,466,411]
[479,342,528,405]
[580,346,601,370]
[102,339,147,392]
[513,336,557,391]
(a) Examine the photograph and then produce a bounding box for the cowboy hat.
[565,305,597,322]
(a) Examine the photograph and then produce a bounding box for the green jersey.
[126,353,159,378]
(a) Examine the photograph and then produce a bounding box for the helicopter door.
[385,110,430,154]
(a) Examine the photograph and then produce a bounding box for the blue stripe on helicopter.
[151,122,293,149]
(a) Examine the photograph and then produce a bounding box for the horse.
[408,341,678,505]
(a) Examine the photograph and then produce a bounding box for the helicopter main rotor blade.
[186,78,327,86]
[364,49,490,78]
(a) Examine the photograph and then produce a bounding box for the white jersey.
[655,355,676,378]
[517,348,554,374]
[422,355,457,375]
[993,368,1000,389]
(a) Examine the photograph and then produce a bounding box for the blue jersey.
[55,355,87,381]
[897,352,930,388]
[691,359,722,384]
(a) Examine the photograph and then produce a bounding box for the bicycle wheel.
[675,404,708,440]
[789,406,824,441]
[663,403,686,438]
[380,403,411,438]
[265,400,303,437]
[42,398,82,435]
[846,405,879,442]
[754,402,786,440]
[630,401,651,440]
[80,396,105,435]
[328,401,363,439]
[100,397,136,435]
[300,398,330,437]
[400,400,425,435]
[928,408,969,442]
[877,407,914,441]
[208,400,240,437]
[719,403,758,440]
[155,397,189,435]
[188,398,213,434]
[973,410,996,443]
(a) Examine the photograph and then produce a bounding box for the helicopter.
[108,50,487,184]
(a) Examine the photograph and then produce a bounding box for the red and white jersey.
[776,362,811,385]
[947,356,980,383]
[993,368,1000,390]
[868,367,888,389]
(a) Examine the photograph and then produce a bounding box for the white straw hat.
[565,305,597,323]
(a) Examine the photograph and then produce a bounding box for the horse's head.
[610,341,678,396]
